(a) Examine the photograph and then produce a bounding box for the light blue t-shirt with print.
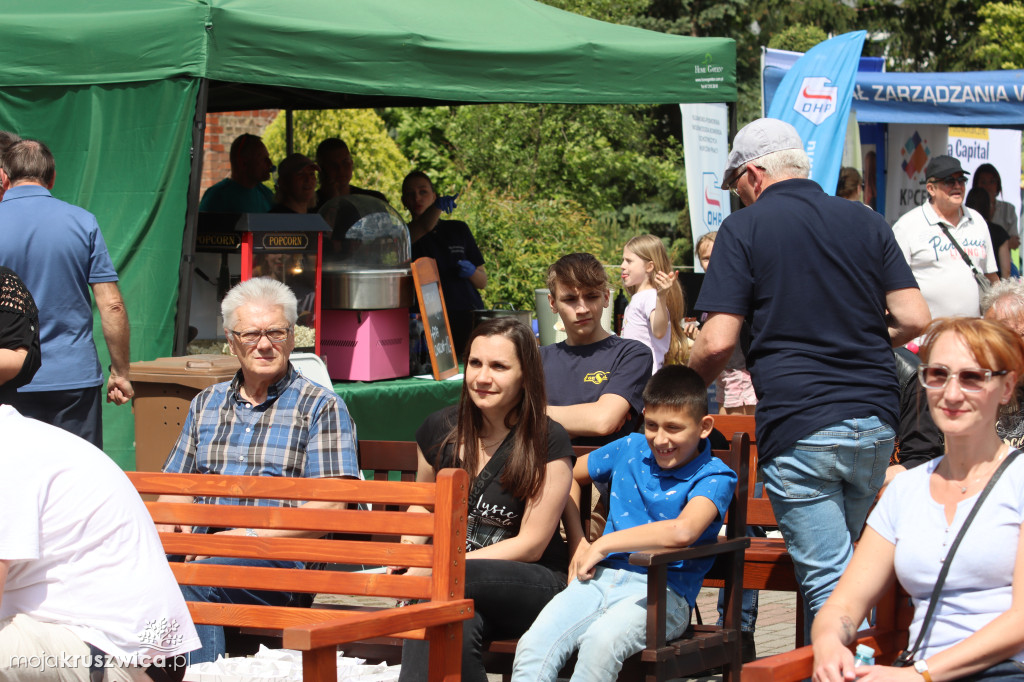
[588,433,736,605]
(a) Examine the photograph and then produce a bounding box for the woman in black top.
[0,266,41,404]
[967,186,1011,280]
[397,317,573,682]
[403,170,486,356]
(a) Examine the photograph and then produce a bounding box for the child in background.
[695,232,756,415]
[512,365,737,681]
[620,234,686,371]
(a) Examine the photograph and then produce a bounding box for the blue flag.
[766,31,865,195]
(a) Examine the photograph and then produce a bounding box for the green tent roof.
[4,0,735,107]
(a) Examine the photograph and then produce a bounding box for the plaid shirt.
[163,364,358,513]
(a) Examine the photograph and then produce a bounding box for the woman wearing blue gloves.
[403,170,487,356]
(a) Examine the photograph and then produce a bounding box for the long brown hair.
[623,234,687,365]
[441,317,549,500]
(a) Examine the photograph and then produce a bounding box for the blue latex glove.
[456,259,477,278]
[434,193,459,214]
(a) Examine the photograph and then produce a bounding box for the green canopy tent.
[0,0,735,467]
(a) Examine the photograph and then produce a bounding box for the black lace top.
[0,266,41,401]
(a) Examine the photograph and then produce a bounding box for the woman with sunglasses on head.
[396,317,574,682]
[813,317,1024,682]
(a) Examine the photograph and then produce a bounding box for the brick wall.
[200,110,279,194]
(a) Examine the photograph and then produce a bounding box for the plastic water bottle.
[853,644,876,667]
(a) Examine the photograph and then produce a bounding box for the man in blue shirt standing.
[688,118,931,626]
[0,139,133,448]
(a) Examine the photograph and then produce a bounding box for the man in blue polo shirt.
[0,139,133,448]
[688,118,930,625]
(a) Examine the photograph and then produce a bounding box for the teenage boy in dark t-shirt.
[540,252,652,448]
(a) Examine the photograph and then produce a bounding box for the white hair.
[221,277,298,330]
[758,148,810,181]
[982,279,1024,317]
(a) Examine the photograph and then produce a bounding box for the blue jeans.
[177,557,306,663]
[512,567,691,682]
[761,417,893,622]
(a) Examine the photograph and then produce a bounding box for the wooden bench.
[742,583,913,682]
[128,469,474,682]
[356,435,752,681]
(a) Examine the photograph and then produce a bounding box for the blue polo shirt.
[589,433,736,604]
[0,185,118,391]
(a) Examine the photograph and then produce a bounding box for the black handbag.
[891,449,1020,666]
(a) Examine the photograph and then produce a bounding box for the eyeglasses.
[931,176,968,188]
[917,364,1008,392]
[729,167,749,197]
[229,327,292,345]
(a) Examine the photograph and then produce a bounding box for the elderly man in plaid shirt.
[157,277,359,664]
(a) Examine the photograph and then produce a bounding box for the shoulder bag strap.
[466,430,515,512]
[901,448,1021,661]
[938,223,987,281]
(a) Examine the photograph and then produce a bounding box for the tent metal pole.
[173,77,210,355]
[286,109,294,154]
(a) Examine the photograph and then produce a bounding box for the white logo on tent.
[793,77,838,125]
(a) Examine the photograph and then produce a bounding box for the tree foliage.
[859,0,988,72]
[461,188,601,310]
[977,2,1024,69]
[768,25,828,53]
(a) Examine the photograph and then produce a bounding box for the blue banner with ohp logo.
[766,31,865,196]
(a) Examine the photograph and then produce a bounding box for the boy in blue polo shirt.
[513,365,737,681]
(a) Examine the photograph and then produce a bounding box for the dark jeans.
[964,660,1024,681]
[398,559,567,682]
[11,385,103,448]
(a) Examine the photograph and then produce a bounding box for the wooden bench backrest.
[712,414,776,528]
[713,432,750,544]
[128,470,469,608]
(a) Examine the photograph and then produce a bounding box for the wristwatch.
[913,659,933,682]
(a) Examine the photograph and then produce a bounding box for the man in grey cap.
[892,155,998,323]
[688,118,930,626]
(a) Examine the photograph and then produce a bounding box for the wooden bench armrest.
[283,599,475,650]
[742,629,903,682]
[628,537,750,567]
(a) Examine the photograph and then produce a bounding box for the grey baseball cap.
[722,118,804,189]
